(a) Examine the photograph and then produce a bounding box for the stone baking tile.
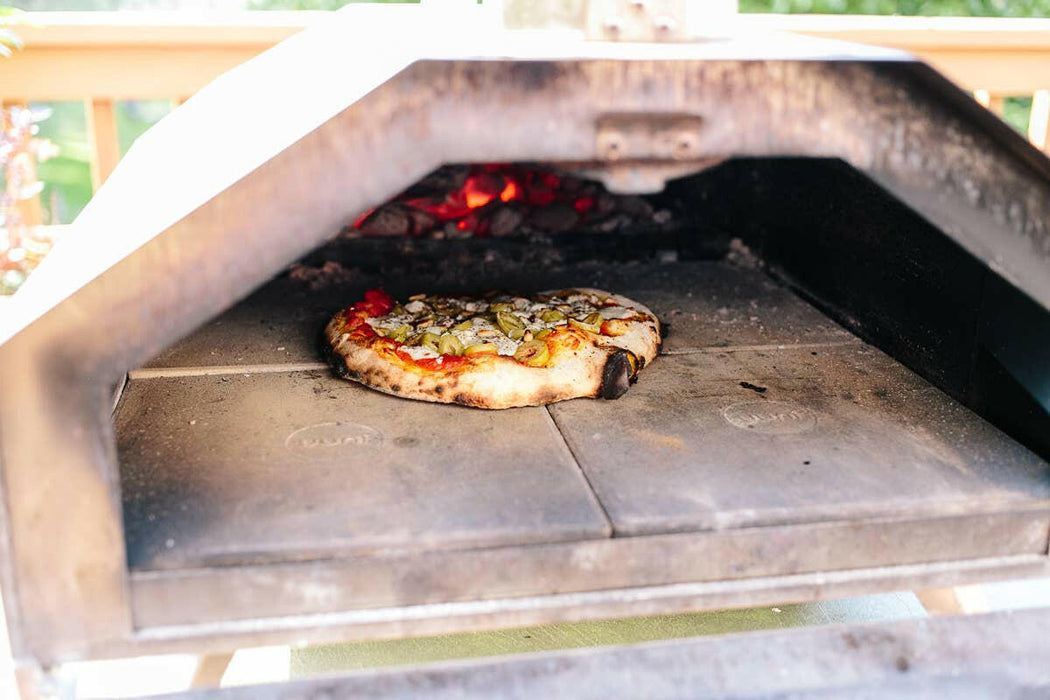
[550,346,1050,536]
[117,370,609,570]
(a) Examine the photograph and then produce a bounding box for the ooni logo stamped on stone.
[285,422,383,457]
[722,401,818,435]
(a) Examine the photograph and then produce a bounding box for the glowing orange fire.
[499,181,519,202]
[354,164,598,237]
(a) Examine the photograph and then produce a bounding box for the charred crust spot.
[390,385,401,393]
[600,350,635,400]
[321,340,352,379]
[453,393,471,406]
[435,386,444,395]
[535,388,560,405]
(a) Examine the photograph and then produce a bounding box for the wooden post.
[86,98,121,191]
[1029,89,1049,152]
[189,652,234,689]
[915,585,989,616]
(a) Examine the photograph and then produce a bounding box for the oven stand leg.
[14,662,73,700]
[915,585,989,615]
[189,651,234,689]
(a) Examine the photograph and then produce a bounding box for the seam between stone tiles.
[543,406,614,538]
[129,362,328,379]
[661,340,864,356]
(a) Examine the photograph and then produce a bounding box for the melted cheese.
[365,291,640,360]
[402,345,440,360]
[599,305,633,319]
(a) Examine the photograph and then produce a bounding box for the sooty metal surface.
[177,608,1050,700]
[117,372,608,570]
[140,295,332,370]
[551,346,1050,536]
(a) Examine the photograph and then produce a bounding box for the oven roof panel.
[5,7,1048,361]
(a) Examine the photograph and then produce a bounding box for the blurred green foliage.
[248,0,414,8]
[34,100,173,224]
[740,0,1050,14]
[16,0,1050,12]
[116,100,173,156]
[34,102,92,225]
[1003,96,1034,135]
[0,7,25,58]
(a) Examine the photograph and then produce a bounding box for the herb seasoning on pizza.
[324,288,660,408]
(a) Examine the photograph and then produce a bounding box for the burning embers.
[348,164,665,239]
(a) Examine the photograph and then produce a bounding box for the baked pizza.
[324,288,660,408]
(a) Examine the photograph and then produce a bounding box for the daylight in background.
[2,2,1050,696]
[18,0,1050,232]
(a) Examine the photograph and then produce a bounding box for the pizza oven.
[2,3,1050,691]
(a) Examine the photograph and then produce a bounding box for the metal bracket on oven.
[573,113,724,193]
[585,0,688,42]
[596,113,704,161]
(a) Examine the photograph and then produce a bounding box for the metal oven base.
[107,258,1050,657]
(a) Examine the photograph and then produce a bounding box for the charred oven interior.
[115,159,1050,575]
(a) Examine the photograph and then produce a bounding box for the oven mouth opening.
[112,158,1050,582]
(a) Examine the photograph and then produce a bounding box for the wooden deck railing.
[3,11,1049,191]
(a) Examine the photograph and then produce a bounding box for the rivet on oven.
[598,131,627,160]
[673,132,698,159]
[653,15,677,34]
[603,17,624,37]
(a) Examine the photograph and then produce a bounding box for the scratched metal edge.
[162,608,1050,700]
[99,554,1050,661]
[129,362,329,379]
[124,508,1050,629]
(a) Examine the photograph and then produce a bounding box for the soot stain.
[509,62,561,90]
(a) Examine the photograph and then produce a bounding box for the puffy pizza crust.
[548,287,660,366]
[324,288,661,409]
